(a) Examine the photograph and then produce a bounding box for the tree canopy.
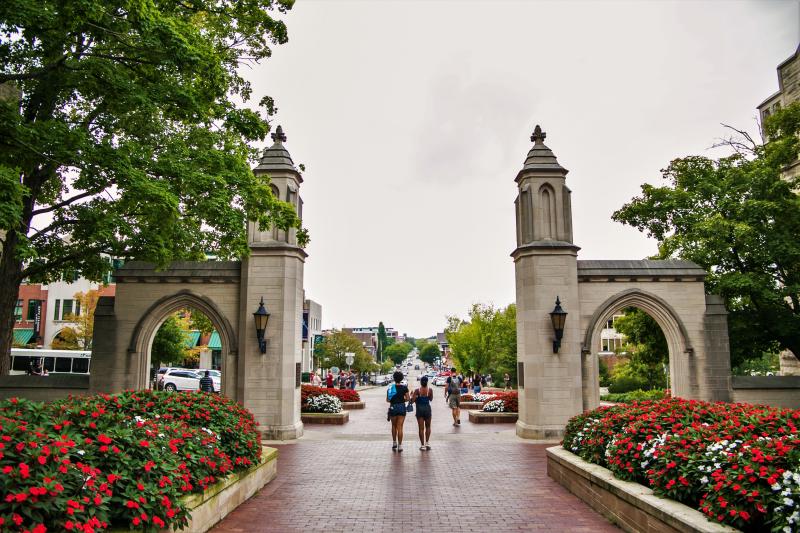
[612,307,669,389]
[383,342,413,365]
[418,342,440,365]
[315,330,376,373]
[612,103,800,366]
[445,303,516,380]
[0,0,304,373]
[51,289,100,350]
[151,315,188,367]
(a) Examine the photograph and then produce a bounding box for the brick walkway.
[212,377,618,532]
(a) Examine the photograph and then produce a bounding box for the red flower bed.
[301,385,360,404]
[460,394,474,402]
[563,398,800,532]
[480,391,518,412]
[0,391,261,532]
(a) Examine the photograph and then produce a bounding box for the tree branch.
[31,190,102,216]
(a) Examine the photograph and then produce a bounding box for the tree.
[188,308,214,336]
[612,308,668,389]
[377,322,388,360]
[55,289,100,350]
[315,330,375,373]
[383,342,413,365]
[0,0,306,374]
[445,303,517,380]
[418,342,440,365]
[612,103,800,367]
[151,316,188,366]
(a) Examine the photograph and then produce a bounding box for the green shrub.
[607,374,649,393]
[600,389,666,403]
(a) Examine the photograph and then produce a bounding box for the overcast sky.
[249,0,799,338]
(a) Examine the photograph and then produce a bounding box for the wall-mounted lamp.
[549,296,568,354]
[253,297,271,354]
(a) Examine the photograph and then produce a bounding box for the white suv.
[159,368,201,392]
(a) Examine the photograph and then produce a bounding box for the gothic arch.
[127,290,237,393]
[538,183,556,239]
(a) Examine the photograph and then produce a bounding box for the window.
[14,300,22,321]
[61,299,73,319]
[27,299,40,321]
[11,356,33,372]
[74,300,80,317]
[53,300,61,320]
[55,358,72,373]
[43,357,55,372]
[72,358,89,374]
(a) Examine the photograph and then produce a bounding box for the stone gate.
[89,126,306,440]
[513,126,733,440]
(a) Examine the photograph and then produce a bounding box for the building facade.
[757,43,800,178]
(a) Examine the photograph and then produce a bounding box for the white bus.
[10,348,91,375]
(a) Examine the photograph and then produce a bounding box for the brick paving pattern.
[213,376,619,532]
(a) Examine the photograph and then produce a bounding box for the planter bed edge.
[301,411,350,424]
[468,410,518,423]
[342,401,365,410]
[546,445,738,533]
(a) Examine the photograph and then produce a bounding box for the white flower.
[700,476,708,484]
[783,497,794,507]
[773,483,783,491]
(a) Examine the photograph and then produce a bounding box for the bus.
[9,348,91,375]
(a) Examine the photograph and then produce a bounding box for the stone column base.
[261,420,304,440]
[516,420,564,440]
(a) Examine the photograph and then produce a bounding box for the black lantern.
[253,297,270,354]
[549,296,567,353]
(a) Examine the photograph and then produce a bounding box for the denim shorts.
[388,403,407,417]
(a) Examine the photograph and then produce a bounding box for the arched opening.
[128,291,237,397]
[582,289,693,408]
[538,184,556,239]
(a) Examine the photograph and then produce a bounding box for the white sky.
[249,0,800,338]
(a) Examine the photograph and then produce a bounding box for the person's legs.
[424,417,432,448]
[417,416,425,448]
[396,415,405,450]
[391,416,398,449]
[455,406,461,424]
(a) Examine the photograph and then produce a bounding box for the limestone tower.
[238,125,306,439]
[513,126,583,440]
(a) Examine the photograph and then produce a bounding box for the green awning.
[208,331,221,350]
[13,329,34,345]
[185,330,201,349]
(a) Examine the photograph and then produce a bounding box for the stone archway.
[579,288,693,410]
[127,289,238,394]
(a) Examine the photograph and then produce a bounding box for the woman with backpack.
[411,375,434,450]
[386,371,409,452]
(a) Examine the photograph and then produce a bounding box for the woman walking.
[412,376,434,450]
[386,371,409,452]
[473,373,482,395]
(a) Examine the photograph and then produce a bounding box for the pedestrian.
[198,370,215,393]
[412,375,433,450]
[473,373,482,395]
[386,371,409,452]
[349,372,357,390]
[482,374,489,388]
[326,371,334,388]
[445,368,462,426]
[460,373,468,395]
[311,371,322,387]
[504,372,511,390]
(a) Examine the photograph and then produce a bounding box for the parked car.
[159,368,201,392]
[371,374,390,386]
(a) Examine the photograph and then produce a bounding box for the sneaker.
[392,444,397,452]
[420,445,426,451]
[425,445,431,450]
[397,445,403,452]
[457,419,461,425]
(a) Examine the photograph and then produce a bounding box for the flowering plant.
[563,398,800,532]
[303,394,343,414]
[460,394,475,401]
[480,391,518,413]
[483,400,505,412]
[473,392,498,402]
[0,390,262,532]
[301,385,360,404]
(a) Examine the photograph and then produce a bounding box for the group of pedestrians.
[386,371,432,452]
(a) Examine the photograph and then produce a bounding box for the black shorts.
[415,405,432,420]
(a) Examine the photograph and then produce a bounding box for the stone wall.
[0,374,89,401]
[730,375,800,409]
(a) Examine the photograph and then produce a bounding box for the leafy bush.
[301,385,360,404]
[607,373,650,393]
[600,389,666,403]
[303,394,342,414]
[0,390,261,532]
[563,398,800,532]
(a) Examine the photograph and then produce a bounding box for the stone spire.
[254,125,301,179]
[520,125,567,175]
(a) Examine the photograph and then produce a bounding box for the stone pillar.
[236,125,306,440]
[701,294,732,401]
[514,126,584,440]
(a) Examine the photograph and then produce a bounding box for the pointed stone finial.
[530,125,546,144]
[271,125,287,144]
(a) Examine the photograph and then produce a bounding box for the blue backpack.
[387,383,397,401]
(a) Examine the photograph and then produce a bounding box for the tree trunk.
[0,229,25,375]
